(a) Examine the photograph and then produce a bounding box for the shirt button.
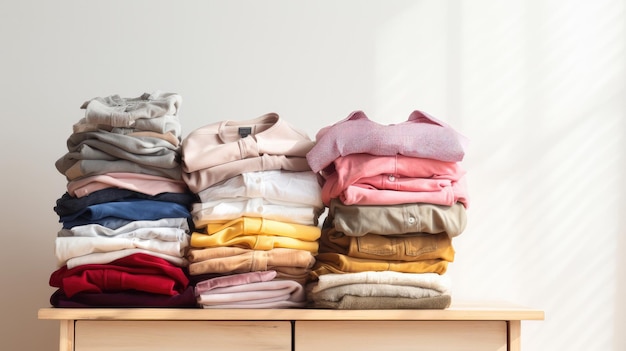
[408,217,416,224]
[388,175,396,182]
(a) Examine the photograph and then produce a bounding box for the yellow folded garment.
[205,217,321,241]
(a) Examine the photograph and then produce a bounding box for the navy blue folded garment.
[54,189,197,216]
[60,199,191,229]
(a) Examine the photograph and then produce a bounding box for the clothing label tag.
[238,127,252,138]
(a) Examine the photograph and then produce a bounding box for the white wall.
[0,1,623,350]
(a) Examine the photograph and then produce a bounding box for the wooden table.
[38,301,544,351]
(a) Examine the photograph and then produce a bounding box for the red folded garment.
[49,253,189,297]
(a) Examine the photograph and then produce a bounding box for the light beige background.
[0,1,624,350]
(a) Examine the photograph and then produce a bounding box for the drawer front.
[295,320,507,351]
[74,320,291,351]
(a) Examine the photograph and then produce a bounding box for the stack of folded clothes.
[181,113,323,308]
[305,110,469,309]
[49,92,197,307]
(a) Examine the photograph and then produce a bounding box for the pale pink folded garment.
[200,300,307,309]
[195,271,277,293]
[68,172,188,198]
[196,279,305,306]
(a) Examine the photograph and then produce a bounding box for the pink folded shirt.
[329,154,465,189]
[307,110,469,173]
[322,173,454,205]
[337,178,469,207]
[321,154,469,207]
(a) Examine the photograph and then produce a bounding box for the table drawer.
[295,320,507,351]
[74,320,291,351]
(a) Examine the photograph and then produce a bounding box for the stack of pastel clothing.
[49,92,198,307]
[305,110,469,309]
[181,113,323,308]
